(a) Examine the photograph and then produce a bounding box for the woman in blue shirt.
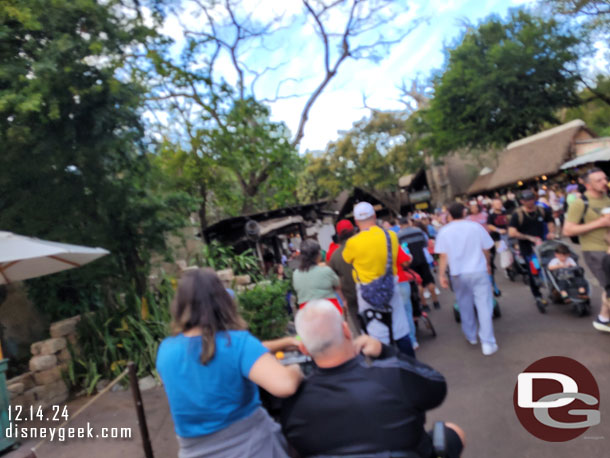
[157,268,302,457]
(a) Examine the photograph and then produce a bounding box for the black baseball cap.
[520,190,536,201]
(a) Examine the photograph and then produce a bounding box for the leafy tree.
[300,111,424,200]
[151,95,302,231]
[212,99,303,214]
[424,10,585,154]
[561,74,610,136]
[0,0,190,318]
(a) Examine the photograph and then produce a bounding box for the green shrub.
[66,278,173,394]
[67,271,291,393]
[195,240,262,279]
[238,280,291,341]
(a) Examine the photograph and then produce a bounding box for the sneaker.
[482,343,498,356]
[467,338,478,345]
[422,304,431,313]
[593,317,610,333]
[423,290,431,299]
[535,297,547,314]
[433,301,441,310]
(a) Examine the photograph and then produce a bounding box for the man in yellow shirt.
[564,168,610,333]
[343,202,413,357]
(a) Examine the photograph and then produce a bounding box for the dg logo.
[513,356,600,441]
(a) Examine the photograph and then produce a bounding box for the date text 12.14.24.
[8,405,69,422]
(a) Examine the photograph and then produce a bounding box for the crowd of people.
[154,168,610,458]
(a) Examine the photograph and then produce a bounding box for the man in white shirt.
[435,202,498,356]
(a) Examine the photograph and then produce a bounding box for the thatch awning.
[560,146,610,170]
[485,120,595,190]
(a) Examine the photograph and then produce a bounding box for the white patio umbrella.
[0,231,110,285]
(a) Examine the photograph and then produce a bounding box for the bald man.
[280,299,465,458]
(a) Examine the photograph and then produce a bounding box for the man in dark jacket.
[281,299,465,458]
[398,218,440,311]
[328,219,360,335]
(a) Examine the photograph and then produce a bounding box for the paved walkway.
[4,251,609,457]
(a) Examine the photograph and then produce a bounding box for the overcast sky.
[159,0,545,152]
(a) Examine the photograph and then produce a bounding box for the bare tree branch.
[397,78,431,112]
[157,0,423,149]
[361,92,382,114]
[577,74,610,105]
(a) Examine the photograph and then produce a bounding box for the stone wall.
[0,283,49,362]
[216,268,257,293]
[6,315,80,411]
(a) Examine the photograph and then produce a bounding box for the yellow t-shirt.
[342,226,398,284]
[565,192,610,252]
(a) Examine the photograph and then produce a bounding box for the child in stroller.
[547,243,587,300]
[537,241,591,316]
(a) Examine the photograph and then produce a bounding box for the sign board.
[409,190,431,204]
[415,202,429,210]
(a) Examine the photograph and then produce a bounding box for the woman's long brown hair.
[170,268,247,364]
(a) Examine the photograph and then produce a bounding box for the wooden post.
[128,362,154,458]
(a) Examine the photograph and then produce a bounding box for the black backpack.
[398,228,428,266]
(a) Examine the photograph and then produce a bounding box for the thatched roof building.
[482,120,596,191]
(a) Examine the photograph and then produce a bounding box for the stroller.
[452,275,502,323]
[505,238,532,285]
[536,240,592,317]
[409,276,437,338]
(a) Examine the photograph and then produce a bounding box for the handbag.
[499,249,514,269]
[496,239,508,253]
[359,229,395,311]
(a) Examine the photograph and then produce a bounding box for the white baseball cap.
[353,202,375,221]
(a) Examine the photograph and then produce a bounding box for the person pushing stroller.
[508,190,556,313]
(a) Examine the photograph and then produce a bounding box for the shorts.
[426,424,463,458]
[412,263,435,287]
[582,251,606,287]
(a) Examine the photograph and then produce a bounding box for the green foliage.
[153,96,303,232]
[238,280,291,341]
[217,99,303,213]
[66,278,174,394]
[300,110,424,200]
[0,0,192,318]
[561,74,610,136]
[196,240,262,279]
[424,9,584,154]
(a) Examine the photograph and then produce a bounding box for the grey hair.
[295,299,344,356]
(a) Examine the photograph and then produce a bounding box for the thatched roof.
[327,187,400,219]
[485,120,595,190]
[467,168,495,195]
[398,173,415,188]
